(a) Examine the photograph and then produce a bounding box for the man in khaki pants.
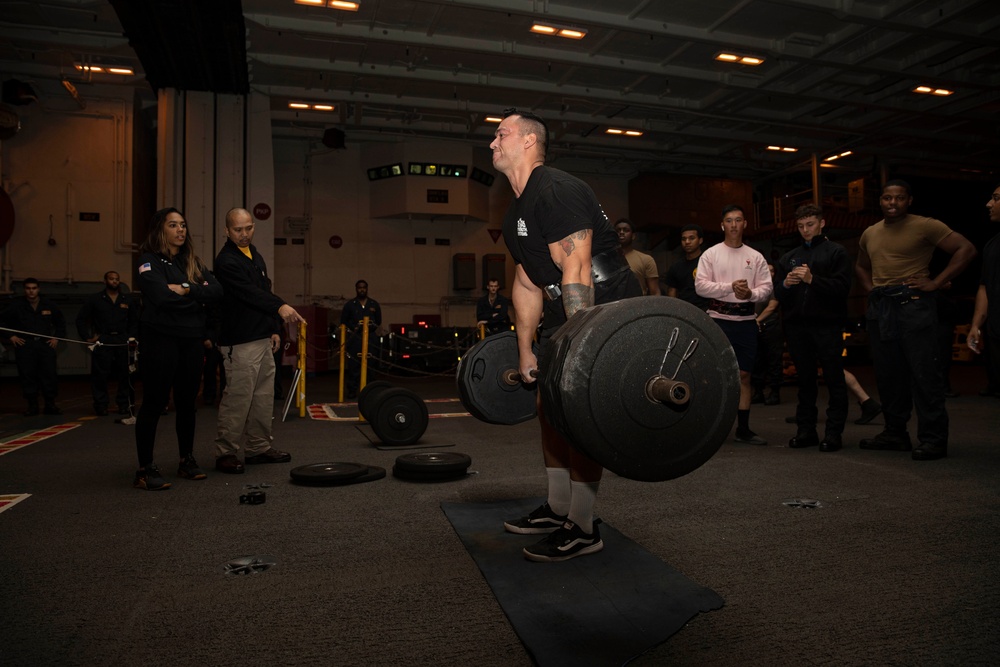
[212,207,305,474]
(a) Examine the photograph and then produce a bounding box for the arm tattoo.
[561,283,594,319]
[558,230,590,257]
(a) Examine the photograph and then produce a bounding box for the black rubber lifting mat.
[441,498,724,667]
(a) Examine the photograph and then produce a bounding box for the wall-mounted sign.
[79,212,100,221]
[427,189,449,203]
[253,203,272,220]
[488,229,503,243]
[329,235,343,249]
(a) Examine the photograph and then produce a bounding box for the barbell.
[456,297,740,482]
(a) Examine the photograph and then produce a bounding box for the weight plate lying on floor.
[289,462,386,486]
[369,388,429,446]
[392,465,469,482]
[540,296,739,482]
[457,331,538,425]
[358,380,393,420]
[393,451,472,473]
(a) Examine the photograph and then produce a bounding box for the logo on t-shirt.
[745,259,752,269]
[517,218,528,237]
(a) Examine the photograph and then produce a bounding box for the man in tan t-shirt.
[615,218,660,295]
[855,180,975,461]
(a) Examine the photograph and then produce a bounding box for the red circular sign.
[329,235,343,249]
[253,203,272,221]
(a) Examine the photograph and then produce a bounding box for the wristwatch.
[181,282,191,289]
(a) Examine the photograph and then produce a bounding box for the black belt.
[542,249,629,301]
[709,300,755,317]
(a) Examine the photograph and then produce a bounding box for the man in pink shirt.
[695,204,773,444]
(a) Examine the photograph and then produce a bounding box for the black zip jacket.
[137,251,223,338]
[774,235,853,322]
[214,239,285,346]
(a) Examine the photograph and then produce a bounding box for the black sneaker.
[134,464,171,490]
[178,455,207,480]
[503,503,568,535]
[734,429,767,445]
[859,431,911,451]
[523,520,604,562]
[854,398,882,425]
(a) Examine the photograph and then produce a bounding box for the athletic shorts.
[712,318,758,372]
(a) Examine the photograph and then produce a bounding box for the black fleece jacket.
[214,239,286,346]
[774,235,853,323]
[137,251,223,338]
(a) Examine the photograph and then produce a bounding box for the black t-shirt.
[665,255,710,310]
[501,166,618,287]
[982,232,1000,335]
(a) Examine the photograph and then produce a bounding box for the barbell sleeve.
[645,375,691,406]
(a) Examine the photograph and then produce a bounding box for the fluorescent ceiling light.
[294,0,359,9]
[606,128,643,137]
[75,63,133,75]
[715,52,764,66]
[913,85,953,96]
[484,116,503,123]
[288,102,335,111]
[530,23,587,39]
[766,145,797,152]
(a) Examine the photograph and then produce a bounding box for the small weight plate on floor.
[392,465,469,482]
[393,451,472,473]
[290,462,369,485]
[370,388,429,446]
[358,380,393,420]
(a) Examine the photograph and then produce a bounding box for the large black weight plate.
[392,465,469,482]
[358,380,392,421]
[370,388,429,446]
[290,462,371,486]
[456,330,537,425]
[393,451,472,473]
[540,296,739,482]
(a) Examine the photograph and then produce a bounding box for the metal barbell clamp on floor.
[457,297,740,482]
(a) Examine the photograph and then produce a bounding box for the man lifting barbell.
[490,108,642,562]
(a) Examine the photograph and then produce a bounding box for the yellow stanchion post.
[360,315,370,392]
[338,324,346,404]
[297,321,307,418]
[478,323,486,341]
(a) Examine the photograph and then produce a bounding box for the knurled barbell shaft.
[502,368,538,385]
[502,367,689,406]
[645,375,691,406]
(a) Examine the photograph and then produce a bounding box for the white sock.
[545,467,572,516]
[568,480,600,533]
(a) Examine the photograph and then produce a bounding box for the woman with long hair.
[133,207,223,490]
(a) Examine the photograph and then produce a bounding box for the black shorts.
[712,318,758,372]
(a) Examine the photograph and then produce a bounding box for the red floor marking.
[0,422,82,457]
[0,494,31,515]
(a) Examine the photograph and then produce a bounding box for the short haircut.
[225,207,252,228]
[614,218,635,232]
[501,107,548,159]
[883,179,912,196]
[794,204,823,221]
[22,277,39,287]
[356,280,368,289]
[104,271,120,281]
[721,204,745,218]
[680,224,704,238]
[487,278,499,284]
